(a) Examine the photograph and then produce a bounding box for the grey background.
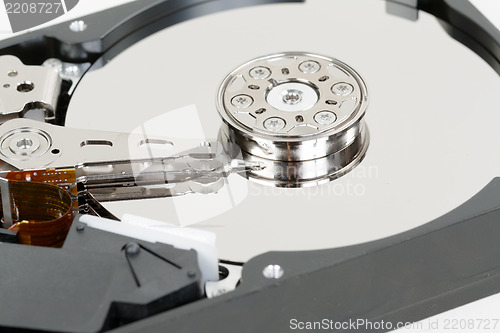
[5,0,78,33]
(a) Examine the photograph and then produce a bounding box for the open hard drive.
[0,0,500,332]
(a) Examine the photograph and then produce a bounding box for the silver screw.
[314,111,337,125]
[331,82,354,96]
[249,66,271,79]
[264,117,286,131]
[299,60,321,74]
[125,243,141,256]
[69,20,88,32]
[263,265,284,279]
[231,94,253,108]
[282,89,303,105]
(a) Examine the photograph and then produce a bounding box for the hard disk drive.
[0,0,499,332]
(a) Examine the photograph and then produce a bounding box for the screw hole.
[326,100,338,105]
[7,71,17,77]
[295,115,304,123]
[319,75,329,82]
[218,265,230,281]
[248,85,260,90]
[17,82,34,93]
[281,68,290,75]
[3,84,9,88]
[51,149,60,154]
[255,108,266,114]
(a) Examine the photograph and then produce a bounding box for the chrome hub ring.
[217,52,369,187]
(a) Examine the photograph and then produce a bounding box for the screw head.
[331,82,354,96]
[281,89,303,105]
[264,117,286,131]
[249,66,271,79]
[263,264,284,279]
[314,111,337,125]
[299,60,321,74]
[125,243,141,256]
[69,20,88,32]
[76,224,85,232]
[231,94,253,108]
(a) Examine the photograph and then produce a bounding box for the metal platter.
[66,0,500,262]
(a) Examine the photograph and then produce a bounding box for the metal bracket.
[0,118,193,170]
[42,58,91,95]
[0,55,62,123]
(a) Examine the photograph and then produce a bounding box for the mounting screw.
[69,20,88,32]
[125,242,141,256]
[331,82,354,96]
[264,117,286,131]
[314,111,337,125]
[282,89,303,105]
[231,94,253,108]
[187,271,197,278]
[299,60,321,74]
[76,224,85,232]
[263,264,284,279]
[249,66,271,79]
